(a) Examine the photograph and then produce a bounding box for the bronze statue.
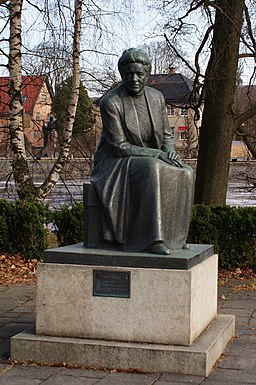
[91,48,194,255]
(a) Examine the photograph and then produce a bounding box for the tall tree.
[156,0,256,204]
[195,0,244,204]
[1,0,133,202]
[6,0,83,201]
[8,0,35,200]
[53,77,95,136]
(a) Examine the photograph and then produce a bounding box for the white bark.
[9,0,24,152]
[38,0,83,201]
[8,0,83,201]
[9,0,37,200]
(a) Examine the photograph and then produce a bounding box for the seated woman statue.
[91,48,194,255]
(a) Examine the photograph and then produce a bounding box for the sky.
[0,0,255,90]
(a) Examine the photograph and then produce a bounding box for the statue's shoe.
[146,243,171,255]
[182,243,190,250]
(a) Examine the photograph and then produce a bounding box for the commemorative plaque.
[93,270,130,298]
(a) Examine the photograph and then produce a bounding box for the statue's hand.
[159,152,183,168]
[167,150,179,160]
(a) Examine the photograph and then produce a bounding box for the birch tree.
[0,0,133,202]
[5,0,82,201]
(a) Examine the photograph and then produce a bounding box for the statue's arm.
[100,97,161,158]
[114,141,161,157]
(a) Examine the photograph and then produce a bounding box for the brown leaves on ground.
[0,254,37,286]
[219,267,256,291]
[0,254,255,290]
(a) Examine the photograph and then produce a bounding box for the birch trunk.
[37,0,83,201]
[9,0,38,200]
[8,0,83,202]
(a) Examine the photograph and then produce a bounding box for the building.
[0,75,54,157]
[231,85,256,161]
[147,68,201,158]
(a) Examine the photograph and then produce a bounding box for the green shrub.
[1,198,255,268]
[188,205,256,268]
[14,201,49,260]
[52,202,84,246]
[0,199,49,260]
[0,200,16,255]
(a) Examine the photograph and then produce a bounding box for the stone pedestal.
[11,243,235,376]
[36,254,217,346]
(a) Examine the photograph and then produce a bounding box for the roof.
[99,72,196,106]
[147,73,195,105]
[0,75,51,116]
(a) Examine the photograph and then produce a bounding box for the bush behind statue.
[187,205,256,269]
[0,199,255,268]
[52,202,84,246]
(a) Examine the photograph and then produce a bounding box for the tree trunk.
[8,0,82,202]
[37,0,83,201]
[194,0,244,204]
[8,0,38,201]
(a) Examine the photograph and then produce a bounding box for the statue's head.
[118,48,151,96]
[118,48,152,75]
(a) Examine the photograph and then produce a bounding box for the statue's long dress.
[91,85,194,251]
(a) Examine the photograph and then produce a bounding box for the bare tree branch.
[164,33,196,75]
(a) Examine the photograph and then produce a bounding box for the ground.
[0,254,255,289]
[0,254,37,286]
[218,266,256,291]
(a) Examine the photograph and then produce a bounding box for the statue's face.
[121,63,148,96]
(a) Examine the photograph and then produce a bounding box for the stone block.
[11,314,235,377]
[36,254,218,346]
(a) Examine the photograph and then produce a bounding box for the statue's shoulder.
[100,86,122,107]
[145,86,165,105]
[145,85,164,98]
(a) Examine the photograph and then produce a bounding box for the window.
[179,131,188,140]
[180,108,188,116]
[36,112,40,121]
[41,94,46,104]
[166,106,175,116]
[34,130,41,138]
[178,126,188,140]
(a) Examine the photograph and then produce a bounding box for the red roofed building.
[0,75,54,157]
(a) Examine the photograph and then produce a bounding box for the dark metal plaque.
[93,270,130,298]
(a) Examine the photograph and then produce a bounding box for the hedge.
[187,205,256,269]
[0,199,49,260]
[51,202,84,246]
[0,199,255,268]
